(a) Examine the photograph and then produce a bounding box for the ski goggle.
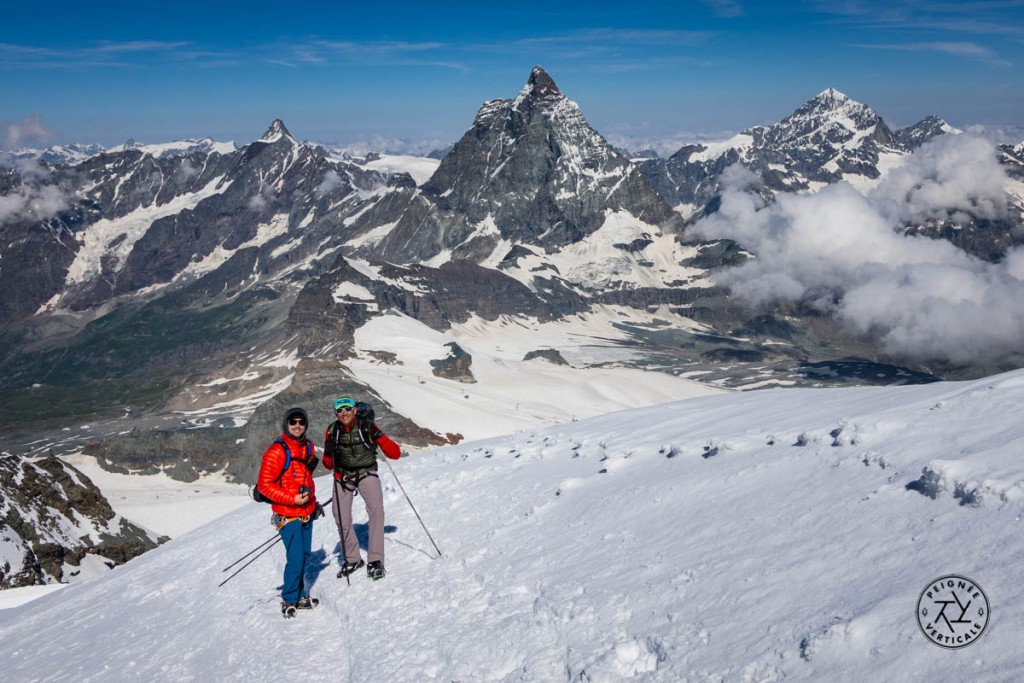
[333,398,356,411]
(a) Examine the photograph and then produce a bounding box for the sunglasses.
[336,407,354,413]
[288,417,307,426]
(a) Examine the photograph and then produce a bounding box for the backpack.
[252,438,314,503]
[355,401,376,442]
[328,402,378,451]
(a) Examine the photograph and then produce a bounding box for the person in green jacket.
[322,397,401,581]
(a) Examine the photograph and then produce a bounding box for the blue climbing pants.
[278,517,312,605]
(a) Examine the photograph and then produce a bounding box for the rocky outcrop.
[430,342,476,383]
[524,349,569,365]
[0,455,162,588]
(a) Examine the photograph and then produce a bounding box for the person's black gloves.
[312,502,325,520]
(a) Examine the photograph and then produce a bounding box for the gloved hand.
[312,502,325,521]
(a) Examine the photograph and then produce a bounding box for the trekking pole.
[218,497,332,587]
[381,457,442,558]
[218,537,280,587]
[222,533,279,572]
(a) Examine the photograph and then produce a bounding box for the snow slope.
[345,309,725,441]
[2,371,1023,681]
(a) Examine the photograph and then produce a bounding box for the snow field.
[2,372,1023,680]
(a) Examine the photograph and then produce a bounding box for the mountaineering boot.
[367,560,386,581]
[337,559,365,578]
[281,601,297,619]
[296,596,319,610]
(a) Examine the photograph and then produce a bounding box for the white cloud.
[2,113,57,150]
[315,170,342,198]
[870,133,1008,224]
[247,181,274,211]
[176,159,199,182]
[247,194,267,211]
[692,133,1023,365]
[0,157,69,225]
[0,182,68,225]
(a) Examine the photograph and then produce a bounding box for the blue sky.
[3,0,1023,152]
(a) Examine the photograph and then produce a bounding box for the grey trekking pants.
[332,474,386,565]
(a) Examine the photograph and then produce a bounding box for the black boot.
[296,596,319,610]
[337,559,365,578]
[367,561,386,581]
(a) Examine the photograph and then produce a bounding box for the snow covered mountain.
[362,66,677,263]
[637,88,956,219]
[6,142,107,166]
[2,370,1023,680]
[2,67,1023,495]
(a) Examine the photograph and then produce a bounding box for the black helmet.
[282,407,309,432]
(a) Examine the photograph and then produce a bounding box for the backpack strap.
[358,421,378,450]
[273,438,293,484]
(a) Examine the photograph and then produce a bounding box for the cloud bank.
[692,133,1024,366]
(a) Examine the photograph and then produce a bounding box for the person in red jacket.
[256,407,321,618]
[322,397,401,581]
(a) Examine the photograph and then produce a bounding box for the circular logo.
[917,575,990,649]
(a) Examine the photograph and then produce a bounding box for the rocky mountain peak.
[893,115,954,150]
[813,87,851,107]
[793,88,875,124]
[371,66,674,263]
[514,65,565,108]
[260,119,296,144]
[763,87,887,152]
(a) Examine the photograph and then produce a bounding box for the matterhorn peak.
[260,119,296,143]
[513,65,565,108]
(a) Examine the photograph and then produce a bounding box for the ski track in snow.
[2,373,1024,681]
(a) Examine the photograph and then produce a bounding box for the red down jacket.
[256,433,318,518]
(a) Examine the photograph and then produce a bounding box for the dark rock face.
[523,349,570,365]
[369,260,581,330]
[0,455,161,588]
[892,115,951,149]
[430,342,476,383]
